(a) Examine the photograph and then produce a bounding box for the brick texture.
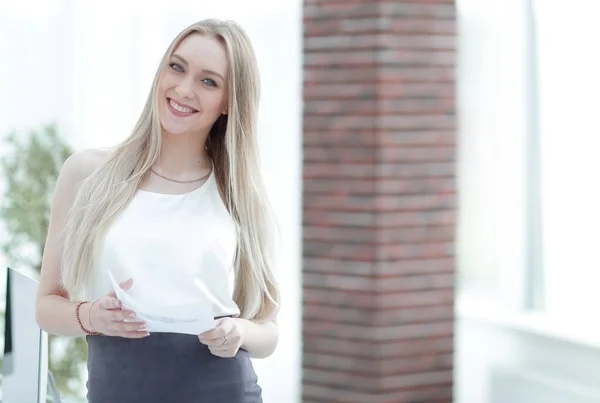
[302,1,457,402]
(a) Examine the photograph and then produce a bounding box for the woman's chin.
[159,120,193,136]
[163,129,188,136]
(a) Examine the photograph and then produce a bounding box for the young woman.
[35,19,279,403]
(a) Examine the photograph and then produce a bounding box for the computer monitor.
[2,267,49,403]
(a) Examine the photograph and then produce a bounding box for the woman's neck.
[154,132,212,179]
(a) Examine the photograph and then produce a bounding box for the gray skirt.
[86,332,262,403]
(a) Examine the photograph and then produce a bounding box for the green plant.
[0,123,88,398]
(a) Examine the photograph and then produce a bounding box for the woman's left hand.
[198,317,243,358]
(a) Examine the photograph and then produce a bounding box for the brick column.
[302,1,457,402]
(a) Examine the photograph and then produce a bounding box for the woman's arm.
[236,317,278,359]
[199,316,279,359]
[36,149,149,338]
[36,150,96,336]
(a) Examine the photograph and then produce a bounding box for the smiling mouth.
[167,97,199,116]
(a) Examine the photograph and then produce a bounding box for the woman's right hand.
[88,279,149,338]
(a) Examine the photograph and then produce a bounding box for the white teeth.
[169,99,195,114]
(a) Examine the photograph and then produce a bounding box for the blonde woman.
[35,19,279,402]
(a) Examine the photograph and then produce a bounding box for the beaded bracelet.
[75,301,100,336]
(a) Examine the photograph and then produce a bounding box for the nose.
[174,77,194,99]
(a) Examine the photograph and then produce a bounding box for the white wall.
[0,1,302,402]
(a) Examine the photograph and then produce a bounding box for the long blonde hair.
[61,19,279,321]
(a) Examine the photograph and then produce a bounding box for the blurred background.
[1,0,600,402]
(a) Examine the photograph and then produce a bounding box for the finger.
[200,318,233,339]
[111,309,138,322]
[110,320,147,333]
[119,278,134,291]
[199,331,220,341]
[209,344,234,352]
[202,334,238,348]
[224,333,241,345]
[198,336,215,346]
[99,297,122,310]
[200,326,229,340]
[201,333,238,347]
[202,328,239,341]
[118,330,150,339]
[209,348,236,358]
[212,317,227,327]
[199,338,223,347]
[105,279,134,298]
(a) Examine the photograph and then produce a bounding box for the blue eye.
[169,63,184,72]
[203,78,217,87]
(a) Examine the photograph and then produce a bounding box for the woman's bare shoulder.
[49,148,113,225]
[60,148,112,184]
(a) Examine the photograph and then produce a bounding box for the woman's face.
[157,33,229,137]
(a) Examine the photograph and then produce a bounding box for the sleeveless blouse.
[85,170,241,318]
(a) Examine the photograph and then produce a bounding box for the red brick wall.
[302,1,457,402]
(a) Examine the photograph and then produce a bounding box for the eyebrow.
[171,54,226,82]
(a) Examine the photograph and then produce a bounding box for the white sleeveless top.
[86,170,241,318]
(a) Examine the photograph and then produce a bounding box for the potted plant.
[0,123,88,399]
